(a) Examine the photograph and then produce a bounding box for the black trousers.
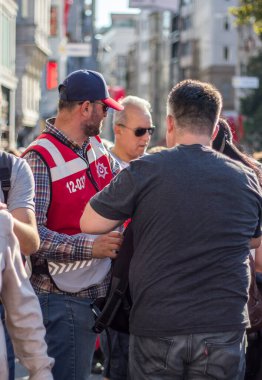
[245,330,262,380]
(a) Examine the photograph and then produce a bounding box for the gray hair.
[113,95,152,126]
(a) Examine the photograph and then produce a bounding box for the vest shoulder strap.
[0,151,13,204]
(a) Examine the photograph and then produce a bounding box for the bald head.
[113,96,152,126]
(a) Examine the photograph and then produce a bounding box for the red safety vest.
[24,133,113,235]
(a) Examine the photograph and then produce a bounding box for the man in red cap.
[22,70,124,380]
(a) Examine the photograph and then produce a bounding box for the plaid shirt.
[24,118,120,298]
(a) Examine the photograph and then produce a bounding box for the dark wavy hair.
[167,79,222,136]
[212,118,262,187]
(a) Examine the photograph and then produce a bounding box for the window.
[221,83,231,101]
[142,40,148,50]
[50,6,58,36]
[21,0,29,18]
[0,9,15,71]
[181,41,191,56]
[223,46,229,61]
[0,86,10,148]
[85,0,92,17]
[182,16,191,30]
[240,63,247,75]
[0,86,10,130]
[117,55,126,69]
[224,16,230,30]
[172,15,179,32]
[172,42,179,59]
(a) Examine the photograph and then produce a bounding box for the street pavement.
[15,359,103,379]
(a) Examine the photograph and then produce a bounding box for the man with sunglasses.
[22,69,124,380]
[100,95,154,380]
[109,95,154,170]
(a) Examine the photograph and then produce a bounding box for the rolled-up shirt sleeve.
[24,150,96,262]
[0,211,54,379]
[90,166,137,221]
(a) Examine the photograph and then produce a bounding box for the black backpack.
[0,151,12,203]
[92,222,133,334]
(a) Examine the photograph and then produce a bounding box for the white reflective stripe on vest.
[51,157,86,182]
[47,258,111,293]
[87,137,105,164]
[29,139,65,166]
[30,138,87,181]
[48,260,94,275]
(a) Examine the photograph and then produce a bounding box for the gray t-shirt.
[90,144,262,337]
[0,154,35,212]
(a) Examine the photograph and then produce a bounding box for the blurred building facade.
[98,9,171,144]
[97,12,138,141]
[0,0,51,149]
[1,0,262,149]
[126,10,171,144]
[15,0,51,147]
[97,0,244,144]
[98,13,138,87]
[99,0,260,145]
[66,0,97,73]
[0,0,18,149]
[39,0,98,133]
[39,0,69,127]
[170,0,238,115]
[235,23,262,111]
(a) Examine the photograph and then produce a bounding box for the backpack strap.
[91,223,134,378]
[0,152,13,204]
[92,223,134,334]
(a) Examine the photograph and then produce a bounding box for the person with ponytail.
[213,118,262,380]
[213,118,262,187]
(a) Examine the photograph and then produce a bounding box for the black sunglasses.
[91,101,109,113]
[117,124,155,137]
[78,100,109,113]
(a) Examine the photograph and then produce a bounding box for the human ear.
[114,124,122,136]
[211,124,219,141]
[166,115,176,148]
[166,115,174,134]
[79,101,90,114]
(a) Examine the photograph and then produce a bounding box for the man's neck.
[111,146,130,163]
[175,133,212,147]
[54,114,86,146]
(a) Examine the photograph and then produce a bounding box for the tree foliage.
[230,0,262,34]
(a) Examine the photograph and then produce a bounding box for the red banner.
[64,0,73,36]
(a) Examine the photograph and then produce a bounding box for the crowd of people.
[0,69,262,380]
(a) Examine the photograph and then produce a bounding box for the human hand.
[0,202,7,210]
[92,230,123,259]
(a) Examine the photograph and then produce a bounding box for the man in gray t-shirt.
[0,153,39,254]
[0,152,40,380]
[80,80,262,380]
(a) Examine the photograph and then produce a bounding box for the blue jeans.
[0,304,15,380]
[129,330,246,380]
[38,293,97,380]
